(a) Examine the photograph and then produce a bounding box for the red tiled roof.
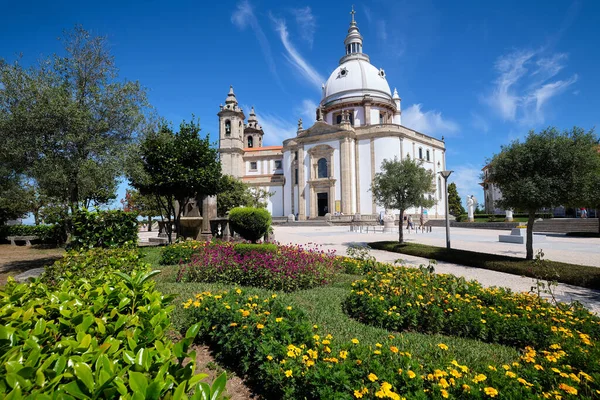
[244,146,283,152]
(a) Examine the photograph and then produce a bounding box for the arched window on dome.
[347,44,351,54]
[336,114,342,125]
[317,158,328,178]
[247,136,253,148]
[419,148,423,159]
[225,120,231,136]
[379,113,384,124]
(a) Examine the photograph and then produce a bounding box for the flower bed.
[176,242,342,292]
[180,286,599,399]
[344,266,600,397]
[0,249,223,398]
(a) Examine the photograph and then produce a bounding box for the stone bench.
[499,228,546,244]
[7,236,39,246]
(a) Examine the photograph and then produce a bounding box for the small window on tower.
[225,120,231,136]
[250,161,257,171]
[247,136,253,148]
[275,160,282,169]
[294,168,298,184]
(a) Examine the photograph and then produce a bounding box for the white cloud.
[293,6,316,48]
[255,112,297,146]
[270,14,325,90]
[295,99,317,123]
[448,164,484,207]
[402,104,459,135]
[231,1,278,80]
[484,49,577,125]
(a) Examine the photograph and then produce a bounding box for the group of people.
[404,214,428,233]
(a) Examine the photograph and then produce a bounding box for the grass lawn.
[369,241,600,290]
[140,247,519,372]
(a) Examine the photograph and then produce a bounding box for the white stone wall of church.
[283,151,292,216]
[265,186,284,217]
[303,141,341,215]
[245,160,260,176]
[358,140,372,215]
[374,137,400,173]
[353,108,364,127]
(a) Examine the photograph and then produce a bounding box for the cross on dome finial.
[350,5,356,23]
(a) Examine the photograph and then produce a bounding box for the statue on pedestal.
[467,195,476,222]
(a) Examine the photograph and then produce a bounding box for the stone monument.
[505,209,514,222]
[467,195,475,222]
[383,211,395,232]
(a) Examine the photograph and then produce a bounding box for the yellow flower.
[193,301,201,307]
[351,338,360,344]
[354,390,364,398]
[339,350,348,359]
[256,323,264,329]
[438,343,449,351]
[407,370,416,379]
[390,346,399,353]
[368,373,378,382]
[534,364,544,371]
[284,369,293,378]
[473,374,487,383]
[267,355,273,361]
[230,322,238,327]
[441,389,449,398]
[374,350,382,355]
[276,317,283,322]
[505,371,516,378]
[375,343,382,348]
[462,384,471,392]
[286,306,292,310]
[484,387,498,397]
[236,289,242,294]
[481,319,486,324]
[558,383,577,395]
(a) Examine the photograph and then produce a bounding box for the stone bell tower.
[243,107,264,149]
[218,86,245,178]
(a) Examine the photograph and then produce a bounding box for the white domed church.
[218,10,447,220]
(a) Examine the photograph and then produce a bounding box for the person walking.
[419,213,425,232]
[407,215,414,232]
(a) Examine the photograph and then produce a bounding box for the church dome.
[323,58,392,103]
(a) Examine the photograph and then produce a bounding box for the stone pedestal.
[200,195,217,241]
[287,214,295,222]
[505,210,514,222]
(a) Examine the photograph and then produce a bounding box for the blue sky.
[2,0,599,220]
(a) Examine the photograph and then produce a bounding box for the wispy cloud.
[270,14,325,90]
[255,112,298,146]
[292,6,316,48]
[483,49,577,125]
[231,0,279,82]
[294,99,317,123]
[449,164,484,207]
[402,104,459,136]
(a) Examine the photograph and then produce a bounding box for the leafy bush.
[160,240,205,265]
[0,224,62,244]
[369,241,600,289]
[70,208,138,249]
[454,214,468,222]
[180,286,600,399]
[0,250,224,399]
[41,247,145,286]
[177,242,341,292]
[228,207,271,243]
[233,243,278,256]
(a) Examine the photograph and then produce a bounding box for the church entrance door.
[317,192,328,216]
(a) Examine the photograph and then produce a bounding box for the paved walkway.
[273,226,600,314]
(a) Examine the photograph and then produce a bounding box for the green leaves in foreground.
[0,248,226,399]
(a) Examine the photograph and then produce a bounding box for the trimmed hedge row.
[70,209,138,249]
[369,241,600,289]
[229,207,271,243]
[0,249,225,399]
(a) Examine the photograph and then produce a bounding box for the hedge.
[0,224,61,244]
[70,209,138,249]
[228,207,271,243]
[369,241,600,289]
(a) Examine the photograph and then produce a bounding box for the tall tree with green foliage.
[217,176,253,217]
[129,118,222,242]
[121,188,162,230]
[447,182,465,217]
[0,168,30,224]
[488,127,600,259]
[371,158,435,243]
[0,25,147,214]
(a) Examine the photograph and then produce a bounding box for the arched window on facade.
[419,148,423,159]
[225,120,231,136]
[426,150,430,161]
[379,113,384,124]
[336,114,343,125]
[247,136,253,148]
[317,158,328,178]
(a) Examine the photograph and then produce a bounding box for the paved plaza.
[272,225,600,314]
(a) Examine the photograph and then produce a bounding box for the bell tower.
[218,86,245,177]
[243,107,264,149]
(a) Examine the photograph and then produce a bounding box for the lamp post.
[439,170,453,250]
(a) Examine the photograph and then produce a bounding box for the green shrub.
[159,241,205,265]
[454,213,468,222]
[228,207,271,243]
[70,209,138,249]
[0,250,223,399]
[0,224,62,244]
[41,247,145,286]
[233,243,278,256]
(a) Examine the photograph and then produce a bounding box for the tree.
[129,118,222,243]
[121,188,162,230]
[447,182,465,217]
[0,26,147,214]
[217,176,254,217]
[488,127,600,259]
[371,158,435,243]
[0,168,30,225]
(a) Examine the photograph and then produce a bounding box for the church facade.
[218,10,447,220]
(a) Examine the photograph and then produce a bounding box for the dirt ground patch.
[0,244,64,286]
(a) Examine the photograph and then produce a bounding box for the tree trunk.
[398,209,405,244]
[147,216,152,232]
[526,210,536,260]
